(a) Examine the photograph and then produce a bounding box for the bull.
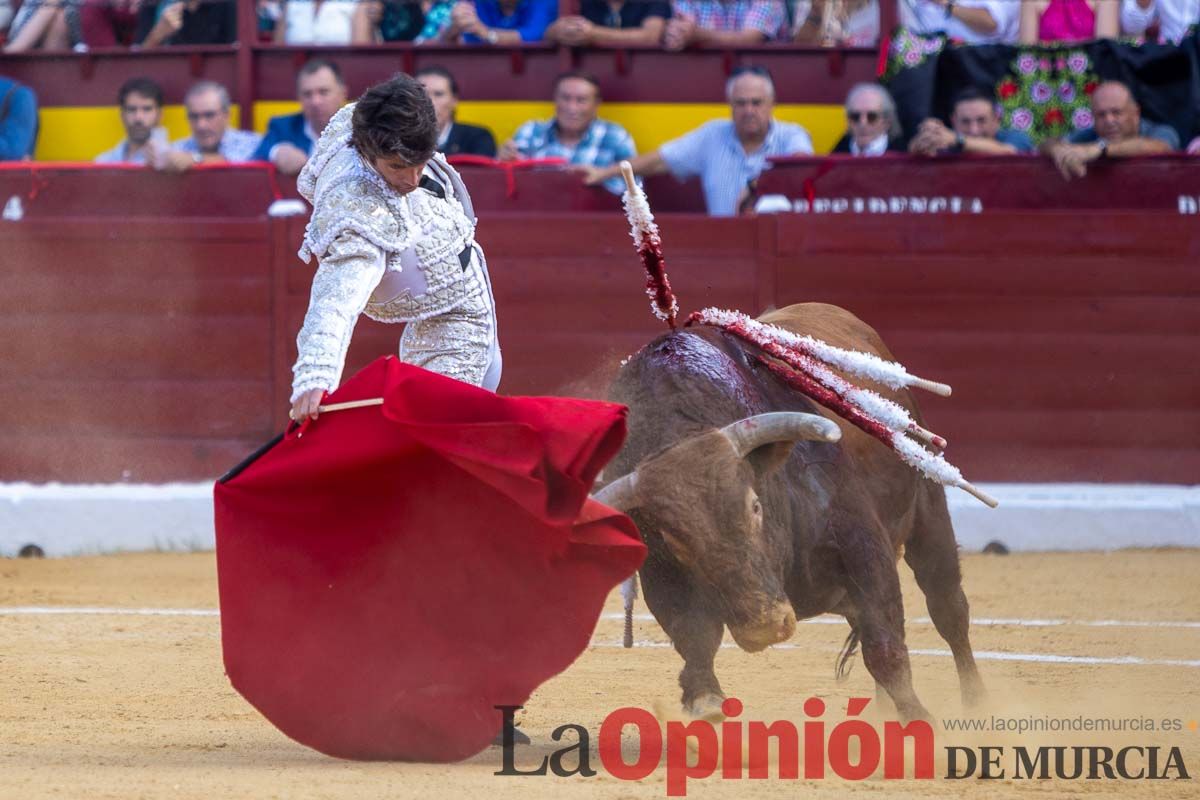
[595,302,985,722]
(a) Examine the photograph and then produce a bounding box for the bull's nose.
[730,603,796,653]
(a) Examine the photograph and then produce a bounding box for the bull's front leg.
[834,526,931,722]
[669,610,726,721]
[640,567,727,721]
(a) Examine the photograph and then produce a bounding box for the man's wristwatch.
[485,28,499,44]
[191,152,203,164]
[1095,138,1109,158]
[952,133,966,153]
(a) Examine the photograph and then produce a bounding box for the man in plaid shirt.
[500,71,635,195]
[665,0,787,49]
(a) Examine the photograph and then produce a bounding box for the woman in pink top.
[1019,0,1118,43]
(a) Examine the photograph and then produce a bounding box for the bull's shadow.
[593,302,985,723]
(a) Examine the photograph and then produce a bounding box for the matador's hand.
[290,388,326,424]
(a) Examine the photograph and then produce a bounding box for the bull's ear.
[744,441,796,481]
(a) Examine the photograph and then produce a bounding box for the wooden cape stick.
[317,398,384,413]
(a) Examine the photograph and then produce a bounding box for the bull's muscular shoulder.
[759,303,895,362]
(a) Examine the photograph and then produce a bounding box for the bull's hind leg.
[904,493,986,707]
[835,526,931,722]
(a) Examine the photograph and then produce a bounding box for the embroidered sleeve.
[291,231,387,402]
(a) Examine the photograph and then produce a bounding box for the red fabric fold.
[214,357,644,762]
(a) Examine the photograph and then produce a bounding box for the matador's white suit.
[290,104,501,402]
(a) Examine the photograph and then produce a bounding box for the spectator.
[276,0,358,44]
[1041,80,1177,180]
[793,0,879,46]
[583,67,814,216]
[353,0,463,42]
[96,77,167,165]
[81,0,142,47]
[900,0,1018,44]
[354,0,425,42]
[0,75,37,160]
[1121,0,1199,44]
[544,0,671,47]
[441,0,557,44]
[416,66,497,157]
[3,0,80,52]
[138,0,236,46]
[500,71,634,194]
[665,0,787,49]
[158,81,261,172]
[909,87,1035,156]
[832,83,904,156]
[1019,0,1119,43]
[252,59,348,175]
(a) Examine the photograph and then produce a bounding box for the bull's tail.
[835,628,860,681]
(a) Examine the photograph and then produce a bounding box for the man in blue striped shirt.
[500,71,635,195]
[583,67,813,215]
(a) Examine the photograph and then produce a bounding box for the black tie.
[418,173,472,271]
[419,175,445,199]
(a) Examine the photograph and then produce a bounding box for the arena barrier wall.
[1,161,1196,553]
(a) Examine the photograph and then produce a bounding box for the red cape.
[214,357,644,761]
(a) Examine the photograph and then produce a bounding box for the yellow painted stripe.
[36,106,244,162]
[36,102,844,162]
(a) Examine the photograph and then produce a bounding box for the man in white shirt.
[581,67,814,216]
[1121,0,1199,43]
[899,0,1018,43]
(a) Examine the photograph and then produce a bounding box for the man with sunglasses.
[155,81,262,173]
[832,83,904,156]
[581,66,812,215]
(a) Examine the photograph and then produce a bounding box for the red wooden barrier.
[2,163,1197,485]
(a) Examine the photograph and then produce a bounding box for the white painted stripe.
[592,641,1200,668]
[3,607,1198,631]
[0,607,218,616]
[3,607,1194,668]
[602,612,1200,630]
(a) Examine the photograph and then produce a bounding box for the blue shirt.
[464,0,557,42]
[252,112,318,162]
[996,128,1035,154]
[1068,119,1180,150]
[95,141,151,165]
[0,78,38,161]
[173,128,263,162]
[660,119,814,216]
[511,117,636,195]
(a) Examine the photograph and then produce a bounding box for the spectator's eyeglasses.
[847,111,882,124]
[187,110,223,122]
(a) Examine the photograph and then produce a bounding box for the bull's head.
[595,412,841,652]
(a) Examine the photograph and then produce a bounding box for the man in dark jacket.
[0,76,37,161]
[831,82,905,156]
[252,59,349,175]
[416,66,497,158]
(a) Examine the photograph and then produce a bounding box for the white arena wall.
[1,483,1198,557]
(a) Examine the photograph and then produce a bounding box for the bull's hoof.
[684,693,726,724]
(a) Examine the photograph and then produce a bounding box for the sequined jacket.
[291,104,494,401]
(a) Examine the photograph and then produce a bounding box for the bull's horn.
[720,412,841,458]
[593,472,640,511]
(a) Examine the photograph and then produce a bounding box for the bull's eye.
[752,498,762,517]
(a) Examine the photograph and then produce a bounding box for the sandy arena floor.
[2,549,1198,799]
